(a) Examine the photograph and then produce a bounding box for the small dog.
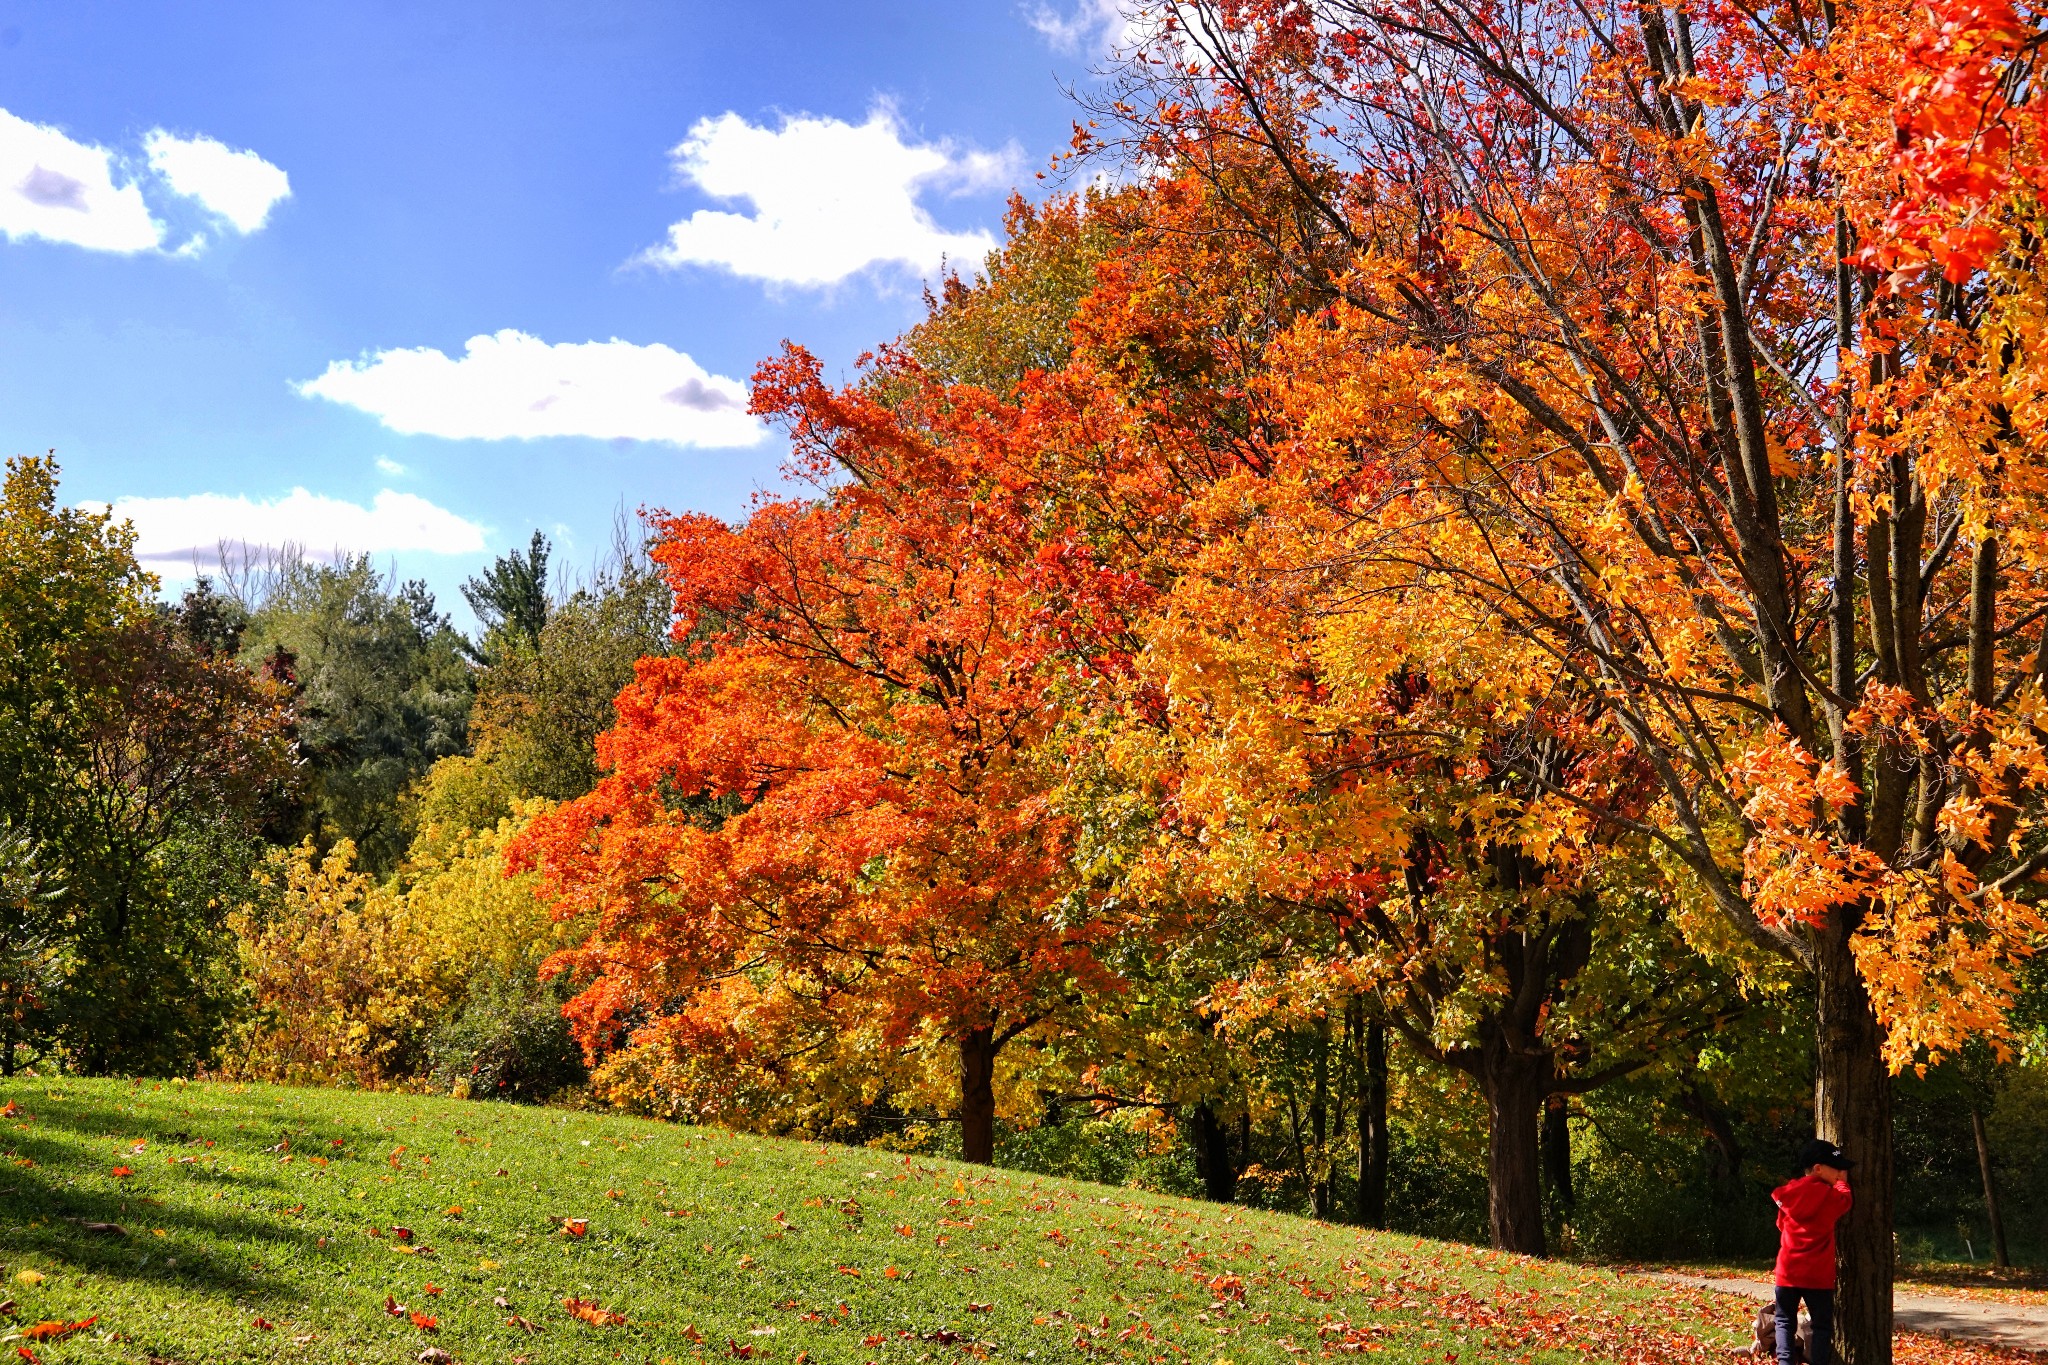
[1733,1303,1812,1362]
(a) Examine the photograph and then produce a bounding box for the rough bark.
[1480,1035,1549,1255]
[959,1026,997,1165]
[1357,1016,1388,1228]
[1190,1101,1238,1203]
[1814,920,1893,1365]
[1542,1098,1574,1211]
[1972,1107,2011,1269]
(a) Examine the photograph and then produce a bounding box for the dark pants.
[1776,1286,1833,1365]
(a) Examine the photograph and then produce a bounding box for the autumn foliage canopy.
[513,0,2048,1355]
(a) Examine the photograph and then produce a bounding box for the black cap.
[1797,1138,1853,1171]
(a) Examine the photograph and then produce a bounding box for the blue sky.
[0,0,1126,625]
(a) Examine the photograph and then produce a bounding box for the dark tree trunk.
[1356,1016,1387,1228]
[1972,1107,2010,1269]
[1310,1019,1331,1218]
[1478,1035,1548,1255]
[1814,922,1893,1365]
[959,1027,997,1165]
[1190,1102,1237,1202]
[1679,1080,1745,1191]
[1542,1098,1574,1211]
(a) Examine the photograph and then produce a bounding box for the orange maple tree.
[512,343,1118,1162]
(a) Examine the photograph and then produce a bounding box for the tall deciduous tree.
[1094,1,2048,1353]
[514,346,1119,1162]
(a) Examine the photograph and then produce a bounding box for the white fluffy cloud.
[0,108,160,253]
[1030,0,1143,52]
[144,130,291,233]
[637,109,1011,287]
[108,488,488,566]
[296,329,763,448]
[0,106,288,254]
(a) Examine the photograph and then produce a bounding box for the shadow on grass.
[0,1089,413,1306]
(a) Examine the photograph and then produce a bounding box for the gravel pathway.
[1658,1274,2048,1353]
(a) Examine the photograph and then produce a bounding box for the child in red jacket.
[1773,1139,1853,1365]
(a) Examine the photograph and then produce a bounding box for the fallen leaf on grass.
[492,1297,511,1310]
[385,1296,407,1318]
[391,1226,414,1242]
[418,1349,452,1365]
[11,1274,39,1287]
[408,1310,437,1332]
[421,1283,442,1297]
[21,1318,96,1342]
[507,1314,542,1333]
[561,1297,624,1327]
[967,1302,994,1313]
[110,1165,133,1178]
[0,1301,11,1317]
[251,1316,274,1331]
[562,1218,589,1237]
[726,1341,756,1359]
[17,1346,43,1364]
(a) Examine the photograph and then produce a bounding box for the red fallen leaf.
[683,1324,705,1343]
[507,1314,542,1333]
[604,1189,623,1200]
[883,1266,902,1279]
[17,1347,43,1364]
[0,1101,19,1117]
[893,1224,914,1237]
[836,1266,862,1277]
[21,1318,96,1342]
[252,1316,274,1331]
[110,1165,133,1178]
[726,1342,756,1359]
[409,1311,438,1332]
[562,1218,589,1237]
[967,1302,995,1312]
[385,1296,407,1317]
[391,1226,414,1242]
[561,1297,625,1327]
[421,1283,443,1296]
[863,1334,887,1347]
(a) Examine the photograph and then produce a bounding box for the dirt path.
[1657,1274,2048,1353]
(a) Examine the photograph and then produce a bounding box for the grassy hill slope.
[0,1078,1756,1364]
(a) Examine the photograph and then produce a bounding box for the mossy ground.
[0,1078,1794,1364]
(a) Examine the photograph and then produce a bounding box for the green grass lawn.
[0,1078,1741,1365]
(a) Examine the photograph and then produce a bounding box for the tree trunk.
[959,1027,997,1165]
[1310,1019,1331,1218]
[1543,1098,1574,1211]
[1971,1107,2010,1269]
[1478,1036,1548,1255]
[1190,1102,1238,1202]
[1357,1017,1387,1228]
[1814,923,1893,1365]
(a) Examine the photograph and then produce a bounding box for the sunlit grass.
[1,1078,1749,1363]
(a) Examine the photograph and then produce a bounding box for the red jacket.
[1774,1174,1852,1288]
